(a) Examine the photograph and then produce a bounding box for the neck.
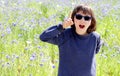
[75,29,88,36]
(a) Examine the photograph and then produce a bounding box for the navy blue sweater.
[40,24,101,76]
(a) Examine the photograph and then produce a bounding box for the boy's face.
[74,11,92,35]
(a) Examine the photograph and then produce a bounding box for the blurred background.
[0,0,120,76]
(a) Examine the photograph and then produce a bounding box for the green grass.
[0,0,120,76]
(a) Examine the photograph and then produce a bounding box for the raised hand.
[62,12,74,29]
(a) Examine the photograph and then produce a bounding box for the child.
[40,4,102,76]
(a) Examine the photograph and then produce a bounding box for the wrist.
[62,25,66,29]
[62,23,67,29]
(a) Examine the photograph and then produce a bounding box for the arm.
[40,24,65,45]
[40,12,73,45]
[96,36,102,54]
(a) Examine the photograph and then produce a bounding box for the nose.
[79,17,85,22]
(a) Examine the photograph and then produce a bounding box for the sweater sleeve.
[96,36,102,54]
[40,24,65,45]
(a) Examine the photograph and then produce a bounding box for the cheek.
[74,18,79,24]
[74,18,76,23]
[86,21,91,26]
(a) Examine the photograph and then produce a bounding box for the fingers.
[66,18,72,21]
[68,11,73,25]
[68,11,72,18]
[62,18,73,29]
[63,11,72,21]
[62,11,73,29]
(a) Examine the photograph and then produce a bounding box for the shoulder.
[91,32,101,45]
[92,31,101,39]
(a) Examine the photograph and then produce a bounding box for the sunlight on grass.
[0,0,120,76]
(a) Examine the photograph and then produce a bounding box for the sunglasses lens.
[84,16,91,21]
[76,14,82,20]
[75,14,92,21]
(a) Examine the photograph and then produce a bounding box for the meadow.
[0,0,120,76]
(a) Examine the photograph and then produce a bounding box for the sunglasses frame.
[75,14,92,21]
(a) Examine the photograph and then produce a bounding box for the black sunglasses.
[75,14,92,21]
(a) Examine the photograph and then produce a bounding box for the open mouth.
[79,25,85,29]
